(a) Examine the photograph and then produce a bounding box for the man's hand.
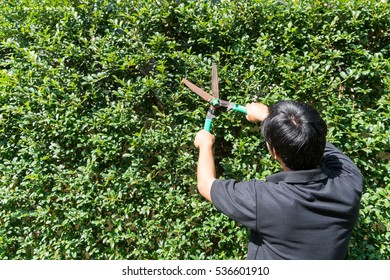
[246,102,269,122]
[194,129,215,149]
[194,130,216,202]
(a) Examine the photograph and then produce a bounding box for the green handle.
[233,104,247,114]
[204,118,212,132]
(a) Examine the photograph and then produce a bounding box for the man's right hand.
[246,102,269,122]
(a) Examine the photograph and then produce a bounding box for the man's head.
[261,100,327,170]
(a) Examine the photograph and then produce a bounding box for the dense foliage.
[0,0,389,259]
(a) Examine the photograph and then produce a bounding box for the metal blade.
[211,63,219,99]
[182,79,212,102]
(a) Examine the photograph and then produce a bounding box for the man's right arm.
[246,102,269,122]
[322,142,362,178]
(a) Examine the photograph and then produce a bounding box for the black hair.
[261,100,327,170]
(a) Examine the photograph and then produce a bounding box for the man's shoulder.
[323,142,363,180]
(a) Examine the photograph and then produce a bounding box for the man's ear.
[271,147,279,160]
[266,142,277,160]
[266,141,291,171]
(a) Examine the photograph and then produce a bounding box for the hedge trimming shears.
[182,63,247,132]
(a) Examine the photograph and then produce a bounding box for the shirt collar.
[266,166,328,184]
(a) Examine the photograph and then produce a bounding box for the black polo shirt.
[210,142,363,259]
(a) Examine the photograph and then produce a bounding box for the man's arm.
[322,142,363,178]
[194,130,216,201]
[246,102,269,122]
[193,102,268,201]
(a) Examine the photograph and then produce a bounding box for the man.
[194,100,363,259]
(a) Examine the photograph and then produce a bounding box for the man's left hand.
[194,130,215,149]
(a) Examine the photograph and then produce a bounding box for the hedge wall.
[0,0,389,259]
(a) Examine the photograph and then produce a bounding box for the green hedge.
[0,0,389,259]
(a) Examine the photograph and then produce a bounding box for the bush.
[0,0,389,259]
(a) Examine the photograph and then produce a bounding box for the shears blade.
[182,78,212,102]
[211,63,219,100]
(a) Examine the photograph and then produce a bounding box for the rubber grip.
[233,104,247,114]
[204,118,212,132]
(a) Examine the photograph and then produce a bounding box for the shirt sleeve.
[210,179,258,230]
[322,142,362,178]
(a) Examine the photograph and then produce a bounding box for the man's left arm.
[194,130,216,201]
